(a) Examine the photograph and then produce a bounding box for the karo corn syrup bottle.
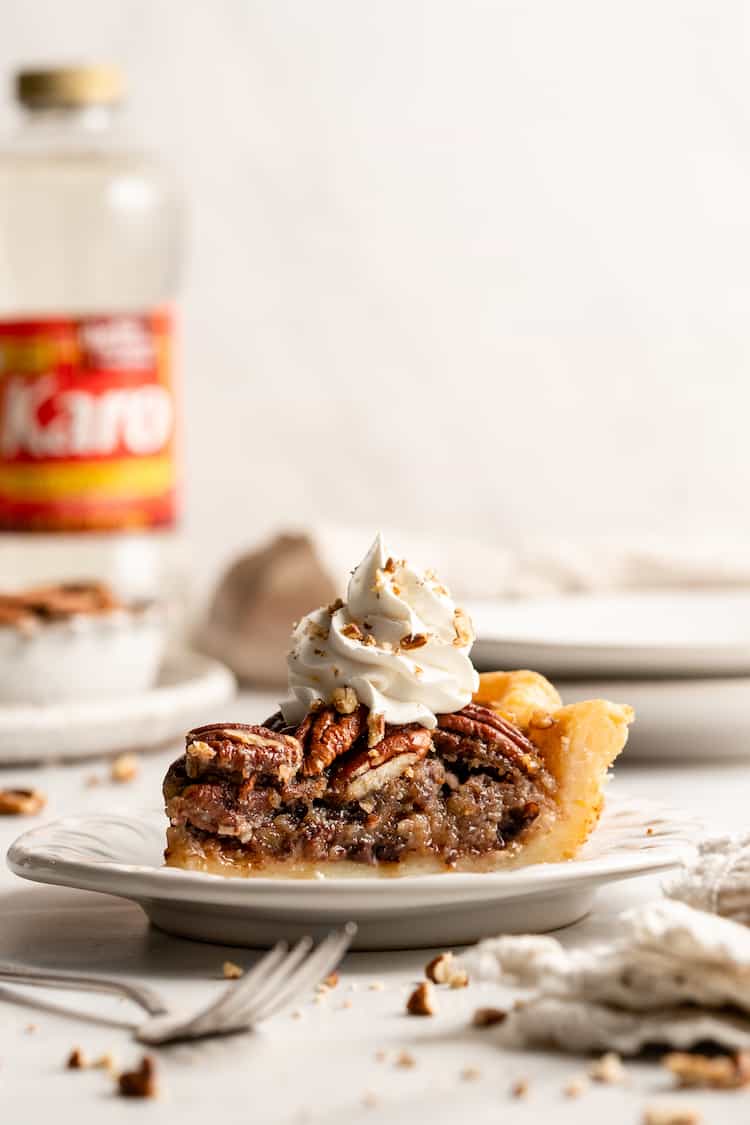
[0,64,184,599]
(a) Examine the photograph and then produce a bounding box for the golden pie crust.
[474,669,634,863]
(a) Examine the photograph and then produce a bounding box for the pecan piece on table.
[332,725,432,801]
[298,704,367,776]
[433,704,542,776]
[0,788,46,816]
[185,724,303,783]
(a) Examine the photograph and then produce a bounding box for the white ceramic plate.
[561,675,750,760]
[7,796,694,950]
[0,650,236,765]
[468,591,750,677]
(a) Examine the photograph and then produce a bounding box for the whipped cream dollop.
[280,533,478,728]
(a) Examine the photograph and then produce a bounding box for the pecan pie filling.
[163,702,556,873]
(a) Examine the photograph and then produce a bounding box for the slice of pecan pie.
[163,670,632,876]
[164,535,632,876]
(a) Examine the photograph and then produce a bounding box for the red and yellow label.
[0,310,177,531]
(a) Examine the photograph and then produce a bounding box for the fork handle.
[0,963,168,1016]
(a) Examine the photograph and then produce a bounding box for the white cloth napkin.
[463,835,750,1055]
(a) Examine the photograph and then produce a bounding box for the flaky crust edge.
[474,670,634,863]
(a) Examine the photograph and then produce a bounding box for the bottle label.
[0,309,177,531]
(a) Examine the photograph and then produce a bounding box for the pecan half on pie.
[164,536,633,876]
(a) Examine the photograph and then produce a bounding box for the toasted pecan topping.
[333,725,432,801]
[453,607,473,646]
[186,724,303,783]
[434,704,542,777]
[306,620,330,641]
[331,685,359,714]
[367,711,385,748]
[400,633,428,650]
[340,623,363,642]
[298,704,366,776]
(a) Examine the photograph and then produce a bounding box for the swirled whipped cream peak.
[280,533,479,729]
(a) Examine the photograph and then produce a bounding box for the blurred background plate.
[0,651,235,766]
[468,591,750,678]
[560,675,750,761]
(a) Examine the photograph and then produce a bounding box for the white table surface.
[0,689,746,1123]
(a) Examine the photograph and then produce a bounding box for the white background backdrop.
[1,1,749,588]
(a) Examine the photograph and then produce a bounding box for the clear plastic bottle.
[0,64,184,599]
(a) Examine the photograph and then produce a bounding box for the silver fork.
[0,924,355,1044]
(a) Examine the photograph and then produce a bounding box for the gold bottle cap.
[15,65,124,109]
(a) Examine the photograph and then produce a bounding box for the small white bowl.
[0,604,166,705]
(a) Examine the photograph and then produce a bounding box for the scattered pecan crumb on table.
[663,1050,750,1089]
[563,1075,589,1098]
[111,753,139,783]
[406,981,436,1016]
[460,1066,481,1081]
[322,971,339,989]
[588,1051,627,1084]
[222,960,244,980]
[94,1052,117,1073]
[66,1047,87,1069]
[510,1078,529,1098]
[642,1101,702,1125]
[472,1007,506,1028]
[118,1055,158,1099]
[0,788,46,816]
[395,1050,416,1069]
[424,951,468,988]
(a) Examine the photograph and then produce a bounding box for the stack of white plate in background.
[469,591,750,760]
